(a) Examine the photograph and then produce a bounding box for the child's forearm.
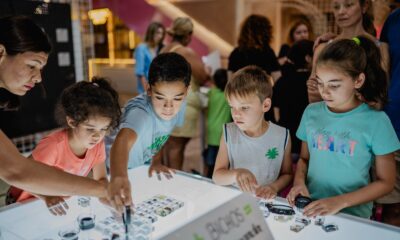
[150,149,163,166]
[293,158,308,185]
[334,179,395,210]
[110,129,137,178]
[269,173,293,193]
[212,169,239,185]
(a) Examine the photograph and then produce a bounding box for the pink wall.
[93,0,209,56]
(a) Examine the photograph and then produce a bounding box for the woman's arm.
[0,130,106,197]
[379,42,390,81]
[177,47,209,85]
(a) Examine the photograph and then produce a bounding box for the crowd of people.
[0,0,399,228]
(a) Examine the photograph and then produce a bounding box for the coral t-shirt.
[15,129,105,202]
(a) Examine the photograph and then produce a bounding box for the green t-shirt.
[297,102,400,218]
[207,88,231,146]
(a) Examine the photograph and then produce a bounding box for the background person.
[0,15,106,198]
[134,22,165,94]
[161,17,209,171]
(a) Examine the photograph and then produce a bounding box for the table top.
[0,165,399,240]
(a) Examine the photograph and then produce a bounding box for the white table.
[0,165,399,240]
[0,166,241,239]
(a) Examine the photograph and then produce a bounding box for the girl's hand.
[148,163,175,180]
[42,196,69,216]
[255,185,277,199]
[287,183,310,206]
[307,77,319,92]
[235,169,258,193]
[303,196,346,217]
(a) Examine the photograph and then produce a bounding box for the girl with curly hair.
[7,77,121,216]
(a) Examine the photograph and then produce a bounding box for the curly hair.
[238,14,273,49]
[55,77,121,130]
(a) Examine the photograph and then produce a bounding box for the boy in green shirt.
[204,69,231,178]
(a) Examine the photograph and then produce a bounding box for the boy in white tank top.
[213,66,293,199]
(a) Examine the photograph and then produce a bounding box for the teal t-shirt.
[207,88,231,146]
[297,102,400,218]
[106,94,186,169]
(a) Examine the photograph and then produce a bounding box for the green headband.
[352,37,361,45]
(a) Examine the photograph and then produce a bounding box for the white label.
[163,193,274,240]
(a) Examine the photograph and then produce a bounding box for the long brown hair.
[316,36,387,109]
[360,0,376,36]
[287,19,312,45]
[238,14,272,50]
[144,22,165,48]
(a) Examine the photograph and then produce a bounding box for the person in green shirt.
[204,69,231,178]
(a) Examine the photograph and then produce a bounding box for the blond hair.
[225,66,273,102]
[167,17,193,37]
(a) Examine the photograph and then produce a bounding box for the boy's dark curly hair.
[148,52,191,87]
[55,77,121,130]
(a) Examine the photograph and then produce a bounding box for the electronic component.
[294,195,312,212]
[295,216,311,226]
[290,223,305,233]
[266,204,295,215]
[315,216,325,226]
[322,223,339,232]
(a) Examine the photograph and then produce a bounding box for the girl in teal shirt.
[287,36,400,218]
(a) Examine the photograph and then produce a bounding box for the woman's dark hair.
[0,15,52,55]
[287,19,312,44]
[360,0,376,36]
[288,39,314,69]
[144,22,165,48]
[316,36,387,109]
[55,77,121,130]
[238,14,272,49]
[213,69,228,91]
[148,52,191,87]
[0,16,52,110]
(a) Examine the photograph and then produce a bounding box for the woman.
[228,14,281,83]
[278,19,312,65]
[134,22,165,93]
[308,0,389,103]
[0,16,106,198]
[161,17,208,171]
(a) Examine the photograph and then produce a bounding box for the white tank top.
[224,122,289,186]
